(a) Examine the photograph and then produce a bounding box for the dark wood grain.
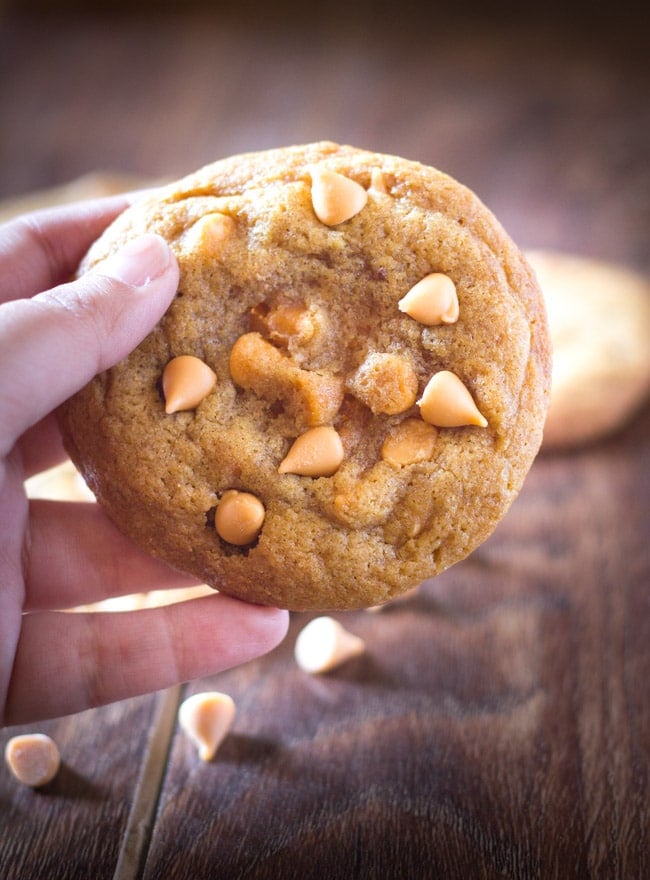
[112,686,181,880]
[138,413,649,880]
[0,9,648,271]
[0,694,162,880]
[0,7,648,880]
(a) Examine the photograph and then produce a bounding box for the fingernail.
[99,234,171,287]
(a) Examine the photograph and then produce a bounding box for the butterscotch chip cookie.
[59,143,551,610]
[526,250,650,449]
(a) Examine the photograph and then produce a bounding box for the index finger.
[0,195,129,304]
[4,596,290,725]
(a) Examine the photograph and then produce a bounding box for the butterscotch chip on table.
[178,692,236,762]
[294,616,366,673]
[5,734,61,787]
[58,142,551,610]
[526,250,650,449]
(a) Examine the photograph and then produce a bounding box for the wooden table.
[1,6,648,879]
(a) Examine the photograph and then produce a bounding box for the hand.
[0,197,289,727]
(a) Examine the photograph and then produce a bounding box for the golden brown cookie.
[59,143,551,610]
[527,250,650,450]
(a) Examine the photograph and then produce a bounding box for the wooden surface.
[1,6,649,879]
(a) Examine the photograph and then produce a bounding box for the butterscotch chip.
[398,273,459,325]
[418,370,488,428]
[59,143,550,610]
[5,734,60,787]
[215,490,265,546]
[278,426,344,477]
[309,165,368,226]
[162,355,217,414]
[178,692,236,761]
[294,616,365,673]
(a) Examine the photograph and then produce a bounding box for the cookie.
[526,250,650,450]
[59,143,551,611]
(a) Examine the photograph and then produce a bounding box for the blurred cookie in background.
[0,171,159,224]
[527,250,650,450]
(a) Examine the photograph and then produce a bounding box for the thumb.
[0,234,179,455]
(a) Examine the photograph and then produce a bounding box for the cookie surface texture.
[59,143,551,610]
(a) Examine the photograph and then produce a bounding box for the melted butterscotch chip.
[230,332,344,427]
[381,418,438,466]
[309,166,368,226]
[250,302,316,348]
[184,212,235,255]
[347,352,418,415]
[163,355,217,414]
[418,370,488,427]
[330,462,405,529]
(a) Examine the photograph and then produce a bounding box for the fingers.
[18,414,69,478]
[0,196,129,303]
[24,500,202,611]
[0,234,179,458]
[3,596,289,725]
